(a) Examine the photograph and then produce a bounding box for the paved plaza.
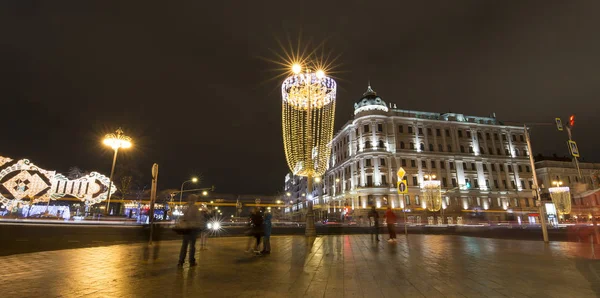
[1,234,599,298]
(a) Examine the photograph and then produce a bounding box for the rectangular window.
[463,162,467,170]
[431,160,436,168]
[440,162,445,169]
[449,162,454,170]
[518,165,522,172]
[494,133,499,140]
[377,124,383,132]
[477,132,482,139]
[380,158,386,166]
[508,165,513,172]
[520,180,525,189]
[442,177,448,187]
[474,179,479,188]
[520,135,524,142]
[467,131,472,138]
[418,128,423,135]
[367,176,373,187]
[411,160,416,167]
[486,180,490,188]
[458,130,463,138]
[488,147,493,155]
[497,148,501,155]
[422,160,427,168]
[401,159,407,166]
[408,126,413,134]
[491,164,496,171]
[451,178,457,187]
[436,129,441,136]
[427,128,432,136]
[438,144,443,152]
[415,195,420,206]
[512,135,517,142]
[405,195,410,205]
[445,129,450,137]
[502,134,507,141]
[526,166,530,172]
[494,180,499,189]
[483,164,487,171]
[471,163,476,171]
[366,159,371,167]
[529,180,533,189]
[399,125,404,133]
[511,181,516,189]
[502,180,507,189]
[525,199,530,207]
[500,165,505,172]
[364,125,370,133]
[460,146,465,153]
[469,146,474,153]
[447,145,452,152]
[486,133,490,140]
[382,175,387,185]
[412,176,418,186]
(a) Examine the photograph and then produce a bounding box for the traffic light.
[569,114,575,127]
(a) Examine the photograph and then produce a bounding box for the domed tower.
[354,85,389,115]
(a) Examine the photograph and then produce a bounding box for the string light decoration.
[282,63,337,237]
[549,181,571,215]
[422,180,442,212]
[282,66,337,178]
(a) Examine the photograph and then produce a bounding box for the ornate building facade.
[285,85,541,224]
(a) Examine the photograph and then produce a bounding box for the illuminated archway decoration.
[0,156,116,208]
[422,180,442,212]
[549,186,571,215]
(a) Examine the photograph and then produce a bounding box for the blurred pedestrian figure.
[246,208,264,254]
[261,212,272,254]
[176,195,202,267]
[368,206,380,241]
[384,206,397,242]
[199,206,209,250]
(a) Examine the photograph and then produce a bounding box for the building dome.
[354,85,388,115]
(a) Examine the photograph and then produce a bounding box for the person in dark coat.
[368,205,380,241]
[246,208,264,253]
[261,212,272,254]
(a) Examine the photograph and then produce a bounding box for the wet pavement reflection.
[0,235,599,297]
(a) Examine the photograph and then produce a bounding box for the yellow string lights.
[282,65,337,178]
[422,180,442,212]
[549,182,571,215]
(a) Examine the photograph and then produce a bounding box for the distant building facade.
[285,85,541,224]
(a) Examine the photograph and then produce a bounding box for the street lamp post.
[102,128,132,215]
[179,177,199,204]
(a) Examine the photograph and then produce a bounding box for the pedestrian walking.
[246,208,263,254]
[368,205,380,241]
[199,206,209,250]
[261,212,272,254]
[176,195,202,267]
[384,206,397,242]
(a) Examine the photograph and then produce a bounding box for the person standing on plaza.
[199,206,209,250]
[177,195,202,267]
[261,211,272,254]
[246,208,264,254]
[384,206,397,242]
[368,205,380,241]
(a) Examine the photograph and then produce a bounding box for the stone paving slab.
[0,235,599,298]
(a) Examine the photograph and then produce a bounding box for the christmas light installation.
[421,174,442,212]
[549,181,571,215]
[282,62,337,237]
[0,156,116,209]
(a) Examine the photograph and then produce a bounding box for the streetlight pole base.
[305,209,317,237]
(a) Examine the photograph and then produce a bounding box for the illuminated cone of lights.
[549,186,572,215]
[282,69,336,236]
[422,180,442,212]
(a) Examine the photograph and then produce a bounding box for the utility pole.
[524,125,549,243]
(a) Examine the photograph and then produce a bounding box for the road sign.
[397,167,406,180]
[555,118,563,131]
[397,179,408,194]
[568,140,580,157]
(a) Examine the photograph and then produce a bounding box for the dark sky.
[1,1,599,195]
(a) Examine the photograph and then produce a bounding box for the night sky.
[2,1,599,195]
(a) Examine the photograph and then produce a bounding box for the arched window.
[514,148,520,156]
[438,144,443,152]
[420,143,425,151]
[378,140,385,148]
[410,142,415,150]
[400,141,405,149]
[429,144,434,151]
[460,145,465,153]
[447,144,452,152]
[365,141,371,148]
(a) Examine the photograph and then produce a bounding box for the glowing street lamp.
[103,128,132,214]
[179,177,198,204]
[202,190,209,196]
